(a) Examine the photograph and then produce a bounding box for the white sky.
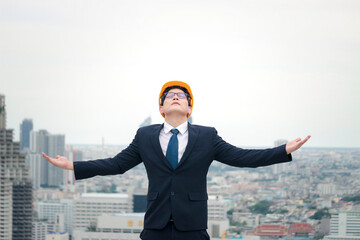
[1,0,359,148]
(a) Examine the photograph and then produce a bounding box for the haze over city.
[1,0,359,148]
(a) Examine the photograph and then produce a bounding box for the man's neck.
[164,116,188,128]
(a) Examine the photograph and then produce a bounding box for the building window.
[127,220,133,227]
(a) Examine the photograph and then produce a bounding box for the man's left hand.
[286,135,311,154]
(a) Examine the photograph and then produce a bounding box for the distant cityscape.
[1,93,360,240]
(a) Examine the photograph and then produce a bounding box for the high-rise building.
[207,195,230,238]
[30,130,49,154]
[20,119,33,151]
[317,182,338,196]
[0,94,33,240]
[328,211,360,237]
[47,134,65,186]
[0,94,6,129]
[32,221,56,240]
[27,153,42,189]
[65,148,83,187]
[72,213,145,240]
[36,199,73,235]
[29,130,65,187]
[73,193,132,231]
[30,129,49,187]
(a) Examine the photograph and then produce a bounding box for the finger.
[42,152,50,160]
[300,135,311,144]
[296,135,311,148]
[56,155,60,159]
[42,153,55,163]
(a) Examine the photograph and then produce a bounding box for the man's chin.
[164,110,188,117]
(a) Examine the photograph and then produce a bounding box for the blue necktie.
[166,129,179,169]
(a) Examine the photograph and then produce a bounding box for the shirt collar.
[163,121,188,135]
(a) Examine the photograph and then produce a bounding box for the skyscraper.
[47,134,65,186]
[36,199,73,235]
[29,130,49,189]
[29,130,65,187]
[0,94,33,240]
[325,210,360,240]
[20,119,33,151]
[0,95,5,129]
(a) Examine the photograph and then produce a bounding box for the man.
[42,80,311,240]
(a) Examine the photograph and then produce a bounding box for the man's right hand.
[42,152,74,170]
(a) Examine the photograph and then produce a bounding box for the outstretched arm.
[42,152,74,170]
[213,127,311,168]
[285,135,311,154]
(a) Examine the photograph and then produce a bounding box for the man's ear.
[188,106,192,114]
[159,106,164,114]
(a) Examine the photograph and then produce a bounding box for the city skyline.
[1,0,359,148]
[2,94,360,239]
[32,142,360,239]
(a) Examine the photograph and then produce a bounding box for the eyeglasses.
[164,92,189,99]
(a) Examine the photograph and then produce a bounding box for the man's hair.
[160,86,192,106]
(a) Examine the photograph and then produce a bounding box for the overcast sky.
[1,0,359,148]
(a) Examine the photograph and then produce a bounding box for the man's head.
[159,81,193,118]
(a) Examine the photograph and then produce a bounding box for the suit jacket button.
[171,192,175,196]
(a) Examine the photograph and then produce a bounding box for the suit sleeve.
[73,130,142,180]
[213,128,292,168]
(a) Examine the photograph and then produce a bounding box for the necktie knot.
[170,129,179,135]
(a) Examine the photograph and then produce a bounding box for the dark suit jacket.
[74,123,291,231]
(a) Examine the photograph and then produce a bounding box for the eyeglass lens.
[165,92,187,99]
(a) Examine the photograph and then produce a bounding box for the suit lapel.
[151,123,173,170]
[177,122,198,169]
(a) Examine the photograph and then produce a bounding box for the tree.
[248,200,272,215]
[227,209,234,215]
[276,208,289,214]
[310,208,331,220]
[342,194,360,202]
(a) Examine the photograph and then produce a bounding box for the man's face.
[159,88,192,118]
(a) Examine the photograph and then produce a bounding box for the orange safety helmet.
[159,80,194,118]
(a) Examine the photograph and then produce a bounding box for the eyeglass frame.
[164,91,189,99]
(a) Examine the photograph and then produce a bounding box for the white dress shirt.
[159,121,189,163]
